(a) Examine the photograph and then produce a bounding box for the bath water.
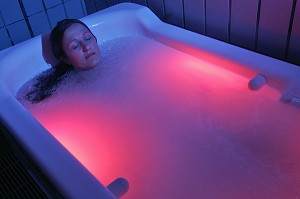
[17,35,300,199]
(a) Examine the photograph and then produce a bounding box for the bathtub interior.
[1,3,300,199]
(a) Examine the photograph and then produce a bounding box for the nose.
[82,42,90,52]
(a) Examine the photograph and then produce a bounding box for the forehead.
[62,23,91,43]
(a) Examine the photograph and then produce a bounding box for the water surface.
[18,35,300,199]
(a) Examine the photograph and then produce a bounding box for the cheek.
[66,51,84,65]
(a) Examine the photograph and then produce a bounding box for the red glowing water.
[21,36,300,199]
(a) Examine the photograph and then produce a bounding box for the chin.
[76,60,100,71]
[82,65,97,71]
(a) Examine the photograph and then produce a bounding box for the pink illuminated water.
[18,36,300,198]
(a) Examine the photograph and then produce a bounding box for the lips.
[85,52,95,59]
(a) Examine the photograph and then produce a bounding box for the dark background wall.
[0,0,86,50]
[85,0,300,66]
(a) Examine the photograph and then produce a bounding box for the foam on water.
[17,35,300,199]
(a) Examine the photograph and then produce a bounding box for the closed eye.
[84,32,93,41]
[72,43,79,49]
[69,41,79,49]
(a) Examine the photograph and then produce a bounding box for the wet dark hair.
[26,19,95,103]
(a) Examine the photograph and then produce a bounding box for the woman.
[26,19,101,102]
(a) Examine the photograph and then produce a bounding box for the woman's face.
[61,23,101,71]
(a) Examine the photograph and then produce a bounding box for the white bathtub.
[1,3,300,199]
